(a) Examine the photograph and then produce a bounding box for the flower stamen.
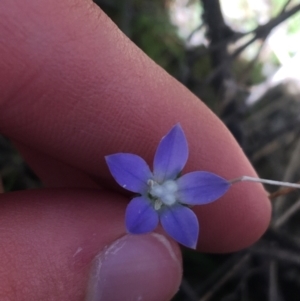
[154,199,163,210]
[148,180,178,206]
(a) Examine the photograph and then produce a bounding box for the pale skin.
[0,0,271,300]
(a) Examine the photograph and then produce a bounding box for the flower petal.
[125,196,159,234]
[160,204,199,249]
[105,153,152,193]
[177,171,230,205]
[153,124,188,182]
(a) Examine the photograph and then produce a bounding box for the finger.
[0,0,271,251]
[0,0,252,182]
[14,141,100,189]
[0,189,181,301]
[15,141,269,252]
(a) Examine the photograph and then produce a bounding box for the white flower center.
[148,180,178,207]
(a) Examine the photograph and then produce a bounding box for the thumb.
[0,189,181,301]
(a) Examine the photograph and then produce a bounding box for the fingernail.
[85,233,182,301]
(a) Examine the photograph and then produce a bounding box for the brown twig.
[280,0,293,14]
[273,198,300,228]
[251,245,300,267]
[205,3,300,84]
[198,254,250,301]
[269,182,300,200]
[201,0,235,93]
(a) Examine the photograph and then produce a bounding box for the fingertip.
[180,118,271,252]
[86,233,182,301]
[195,181,271,252]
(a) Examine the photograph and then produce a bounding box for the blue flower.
[105,124,230,249]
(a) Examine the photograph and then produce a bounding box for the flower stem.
[229,176,300,189]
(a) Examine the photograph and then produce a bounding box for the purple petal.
[160,204,199,249]
[105,153,152,193]
[177,171,230,205]
[125,196,159,234]
[153,124,188,182]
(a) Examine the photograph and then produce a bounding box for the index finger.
[0,0,270,252]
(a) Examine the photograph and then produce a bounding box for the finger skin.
[0,0,271,252]
[14,141,101,189]
[0,189,182,301]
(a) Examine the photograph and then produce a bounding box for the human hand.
[0,0,271,300]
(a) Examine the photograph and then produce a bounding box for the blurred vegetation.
[95,0,186,77]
